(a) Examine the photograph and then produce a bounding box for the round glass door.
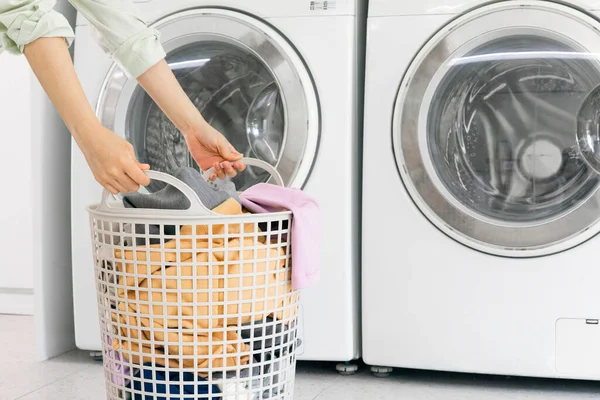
[393,1,600,256]
[97,9,319,192]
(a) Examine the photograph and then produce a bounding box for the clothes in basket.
[213,366,261,400]
[104,335,132,387]
[110,197,297,373]
[129,363,220,400]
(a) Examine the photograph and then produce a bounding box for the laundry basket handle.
[202,157,285,187]
[96,170,213,216]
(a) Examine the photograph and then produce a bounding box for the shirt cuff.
[3,5,74,54]
[112,26,166,79]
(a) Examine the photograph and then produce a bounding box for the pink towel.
[240,183,320,289]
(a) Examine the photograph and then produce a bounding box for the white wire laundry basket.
[88,158,300,400]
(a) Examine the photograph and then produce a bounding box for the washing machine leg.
[90,351,103,361]
[336,361,358,375]
[370,365,393,378]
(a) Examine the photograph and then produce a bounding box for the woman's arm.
[136,60,244,180]
[0,0,149,193]
[2,0,243,189]
[24,37,150,194]
[0,0,74,54]
[68,0,244,179]
[66,0,164,79]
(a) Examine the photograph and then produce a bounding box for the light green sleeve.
[0,0,165,78]
[0,0,75,54]
[68,0,165,78]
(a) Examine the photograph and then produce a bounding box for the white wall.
[0,0,76,358]
[31,0,77,361]
[0,52,35,315]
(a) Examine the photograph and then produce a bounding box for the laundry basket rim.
[87,204,293,222]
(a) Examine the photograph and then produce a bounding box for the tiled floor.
[4,314,600,400]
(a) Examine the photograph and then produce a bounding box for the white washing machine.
[363,0,600,380]
[72,0,364,364]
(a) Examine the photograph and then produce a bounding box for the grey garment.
[213,318,300,400]
[212,364,260,381]
[127,223,177,247]
[123,167,239,211]
[261,355,290,399]
[259,345,294,399]
[240,317,300,356]
[240,318,301,399]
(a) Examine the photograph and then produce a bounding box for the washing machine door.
[394,1,600,257]
[96,9,319,192]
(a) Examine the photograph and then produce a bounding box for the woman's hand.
[24,37,150,194]
[77,123,151,194]
[183,121,245,180]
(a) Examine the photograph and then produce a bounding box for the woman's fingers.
[222,161,237,178]
[232,161,246,172]
[126,162,151,187]
[213,162,227,180]
[103,172,140,194]
[216,136,243,161]
[117,173,140,193]
[105,184,119,195]
[102,163,148,194]
[110,179,128,194]
[208,161,245,181]
[79,125,153,194]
